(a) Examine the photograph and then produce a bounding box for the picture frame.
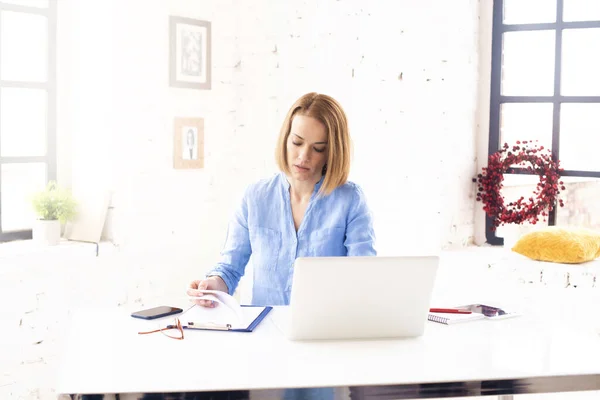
[173,117,204,169]
[169,16,211,90]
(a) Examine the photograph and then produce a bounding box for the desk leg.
[498,396,514,400]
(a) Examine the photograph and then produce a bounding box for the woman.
[187,92,376,307]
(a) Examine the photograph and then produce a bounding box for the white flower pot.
[33,219,61,246]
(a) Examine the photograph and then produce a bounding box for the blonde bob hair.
[275,92,352,196]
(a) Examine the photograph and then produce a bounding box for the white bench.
[489,250,600,289]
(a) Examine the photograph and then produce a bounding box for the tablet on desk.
[460,304,520,320]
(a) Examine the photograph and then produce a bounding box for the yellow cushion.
[512,227,600,264]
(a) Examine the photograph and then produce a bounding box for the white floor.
[0,240,599,400]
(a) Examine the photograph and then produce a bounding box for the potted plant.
[31,181,78,245]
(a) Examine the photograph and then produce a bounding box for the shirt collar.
[314,174,325,193]
[280,171,325,195]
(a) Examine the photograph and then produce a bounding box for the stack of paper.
[186,290,268,330]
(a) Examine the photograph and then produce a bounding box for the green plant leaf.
[31,181,78,223]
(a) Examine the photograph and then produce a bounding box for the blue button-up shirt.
[206,172,376,306]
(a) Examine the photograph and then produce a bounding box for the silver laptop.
[283,256,439,341]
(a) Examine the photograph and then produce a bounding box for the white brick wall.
[57,0,481,284]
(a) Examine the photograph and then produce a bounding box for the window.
[487,0,600,245]
[0,0,56,242]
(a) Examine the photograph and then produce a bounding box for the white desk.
[56,301,600,399]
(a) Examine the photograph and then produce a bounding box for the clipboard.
[179,305,272,332]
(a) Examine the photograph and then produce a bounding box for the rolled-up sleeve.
[345,185,377,256]
[205,189,252,295]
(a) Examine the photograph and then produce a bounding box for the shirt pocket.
[308,226,346,256]
[249,226,281,270]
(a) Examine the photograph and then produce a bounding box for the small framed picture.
[169,16,211,90]
[173,117,204,169]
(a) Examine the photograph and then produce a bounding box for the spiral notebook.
[428,311,485,325]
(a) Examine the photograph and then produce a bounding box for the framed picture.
[173,117,204,169]
[169,16,211,90]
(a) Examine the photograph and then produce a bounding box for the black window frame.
[0,0,57,243]
[487,0,600,245]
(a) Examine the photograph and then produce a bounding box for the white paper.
[187,290,245,326]
[182,304,265,330]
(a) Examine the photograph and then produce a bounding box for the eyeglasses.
[137,317,233,340]
[138,318,184,340]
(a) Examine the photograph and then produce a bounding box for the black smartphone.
[131,306,183,320]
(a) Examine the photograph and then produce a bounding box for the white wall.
[57,0,481,288]
[474,0,494,245]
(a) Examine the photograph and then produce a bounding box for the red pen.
[430,308,472,314]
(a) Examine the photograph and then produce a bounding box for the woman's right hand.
[187,276,228,308]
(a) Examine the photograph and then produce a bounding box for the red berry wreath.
[475,141,565,230]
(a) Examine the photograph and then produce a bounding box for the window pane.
[503,0,556,24]
[500,103,553,151]
[0,10,47,82]
[563,0,600,22]
[1,163,46,232]
[0,0,49,8]
[502,31,555,96]
[555,177,600,230]
[0,88,47,157]
[559,104,600,171]
[561,28,600,96]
